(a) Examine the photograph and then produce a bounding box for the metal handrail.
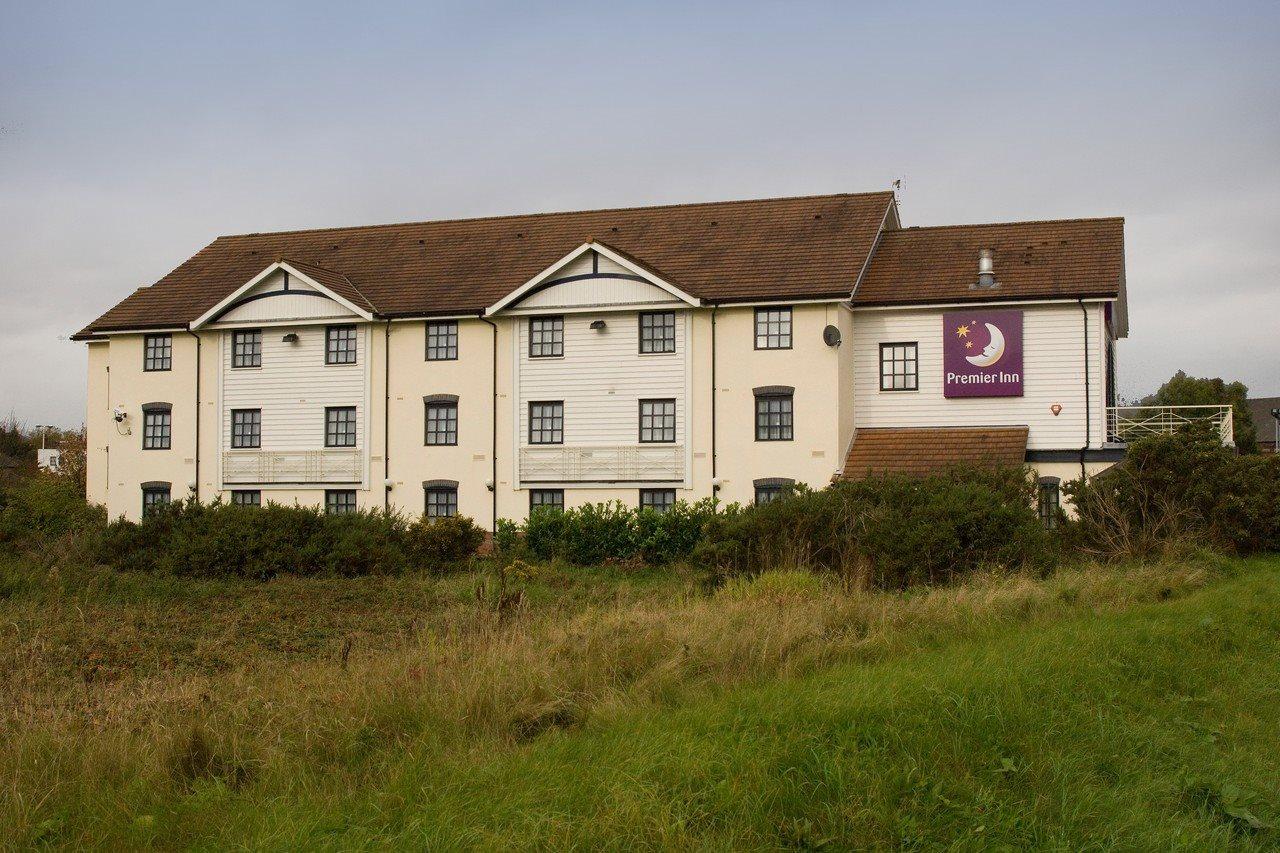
[1105,405,1234,446]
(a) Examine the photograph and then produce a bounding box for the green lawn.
[5,555,1279,849]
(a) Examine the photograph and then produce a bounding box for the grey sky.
[2,1,1277,428]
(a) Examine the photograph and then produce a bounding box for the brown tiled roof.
[278,258,376,314]
[76,192,894,336]
[855,218,1124,306]
[840,426,1029,479]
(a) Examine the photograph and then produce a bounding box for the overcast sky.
[2,1,1277,428]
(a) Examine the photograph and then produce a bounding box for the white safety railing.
[222,449,363,484]
[520,444,684,483]
[1105,405,1234,446]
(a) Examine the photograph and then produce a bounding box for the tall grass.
[0,546,1250,848]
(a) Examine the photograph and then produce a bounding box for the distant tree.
[1139,371,1257,453]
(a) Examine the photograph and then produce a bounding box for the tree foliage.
[1141,370,1257,453]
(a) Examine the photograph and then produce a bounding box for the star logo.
[955,324,970,338]
[965,341,973,349]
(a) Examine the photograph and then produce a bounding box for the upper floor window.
[528,401,564,445]
[424,481,458,518]
[230,408,261,449]
[426,320,459,361]
[142,403,172,450]
[639,399,677,443]
[424,396,458,446]
[755,308,792,350]
[142,483,171,516]
[530,489,564,514]
[639,488,676,513]
[754,387,794,442]
[639,311,676,354]
[232,330,262,368]
[325,489,356,515]
[326,325,357,365]
[231,490,261,507]
[144,334,172,371]
[325,406,357,447]
[529,316,564,358]
[879,342,918,391]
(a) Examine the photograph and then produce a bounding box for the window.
[528,401,563,445]
[754,388,794,442]
[639,311,676,354]
[755,308,792,349]
[142,484,171,516]
[325,406,357,447]
[325,325,357,364]
[639,399,677,443]
[230,408,261,449]
[879,342,918,391]
[325,489,357,515]
[142,405,172,450]
[529,489,564,514]
[1038,478,1061,530]
[424,485,458,518]
[424,398,458,446]
[231,329,262,368]
[754,478,794,505]
[144,334,172,371]
[529,316,564,358]
[639,489,676,513]
[231,490,261,506]
[426,320,459,360]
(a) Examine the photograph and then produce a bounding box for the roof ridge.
[217,190,896,240]
[893,216,1124,233]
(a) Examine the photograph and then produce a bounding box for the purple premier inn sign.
[943,309,1024,398]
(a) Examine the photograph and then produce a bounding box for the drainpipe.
[1078,299,1091,481]
[481,313,499,533]
[710,303,719,501]
[383,318,392,510]
[185,328,201,501]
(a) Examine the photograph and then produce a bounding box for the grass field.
[3,550,1278,849]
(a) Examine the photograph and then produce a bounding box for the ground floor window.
[231,490,261,507]
[639,488,676,513]
[142,484,171,517]
[1038,477,1061,529]
[529,489,564,514]
[325,489,357,515]
[425,485,458,518]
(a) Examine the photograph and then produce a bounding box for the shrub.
[1065,429,1280,559]
[697,466,1054,588]
[512,498,719,565]
[95,499,484,578]
[0,475,105,548]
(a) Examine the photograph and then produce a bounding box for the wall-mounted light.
[383,478,394,490]
[589,319,606,332]
[282,333,299,344]
[485,479,495,492]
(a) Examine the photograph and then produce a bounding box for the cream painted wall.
[851,302,1111,450]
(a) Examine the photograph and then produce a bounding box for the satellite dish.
[822,325,842,347]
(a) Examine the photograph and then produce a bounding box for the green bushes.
[697,467,1055,588]
[0,475,105,548]
[1066,429,1280,559]
[507,498,720,565]
[96,499,484,579]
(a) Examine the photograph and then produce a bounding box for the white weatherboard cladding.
[517,311,688,448]
[517,253,679,310]
[214,270,358,325]
[219,324,369,452]
[852,303,1108,450]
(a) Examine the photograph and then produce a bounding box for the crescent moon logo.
[965,322,1006,367]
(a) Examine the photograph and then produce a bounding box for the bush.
[1065,429,1280,559]
[508,498,719,565]
[0,475,105,548]
[95,499,484,579]
[697,467,1054,588]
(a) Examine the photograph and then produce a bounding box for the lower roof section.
[840,425,1030,480]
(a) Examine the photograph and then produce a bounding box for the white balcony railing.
[1105,405,1234,446]
[222,449,363,484]
[519,444,684,483]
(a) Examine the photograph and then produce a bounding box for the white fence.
[1105,405,1234,446]
[519,444,684,483]
[222,449,363,484]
